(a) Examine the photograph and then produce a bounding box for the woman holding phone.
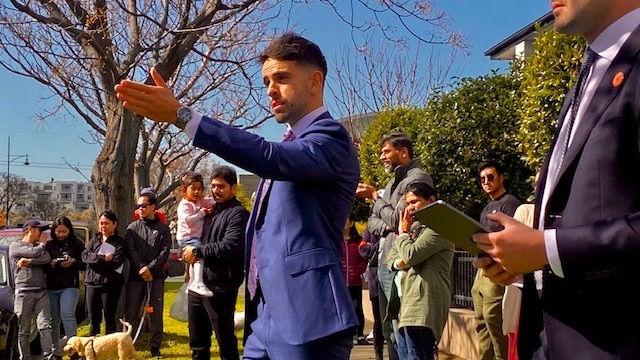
[45,216,86,360]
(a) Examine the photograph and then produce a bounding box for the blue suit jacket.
[519,25,640,360]
[193,114,359,344]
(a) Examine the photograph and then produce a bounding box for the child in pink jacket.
[177,171,214,297]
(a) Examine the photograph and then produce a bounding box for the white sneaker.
[188,281,214,298]
[366,329,374,341]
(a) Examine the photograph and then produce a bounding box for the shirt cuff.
[183,111,204,139]
[544,229,565,278]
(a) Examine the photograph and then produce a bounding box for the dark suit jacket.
[519,25,640,360]
[192,113,359,345]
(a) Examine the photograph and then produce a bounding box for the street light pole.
[5,137,29,227]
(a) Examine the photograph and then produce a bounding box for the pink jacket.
[176,198,210,240]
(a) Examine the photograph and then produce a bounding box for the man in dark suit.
[472,1,640,359]
[115,33,359,360]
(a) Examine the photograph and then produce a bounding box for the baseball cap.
[140,187,158,205]
[22,219,50,232]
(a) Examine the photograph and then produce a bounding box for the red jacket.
[341,234,367,286]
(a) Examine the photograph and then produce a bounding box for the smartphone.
[412,200,488,255]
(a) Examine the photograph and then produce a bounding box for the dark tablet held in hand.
[412,200,488,255]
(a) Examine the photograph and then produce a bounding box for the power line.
[0,161,92,170]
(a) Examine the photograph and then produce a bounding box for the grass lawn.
[77,281,245,359]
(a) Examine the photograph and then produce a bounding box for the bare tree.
[27,196,64,221]
[0,0,465,232]
[0,173,30,225]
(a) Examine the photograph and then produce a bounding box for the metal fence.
[450,250,476,309]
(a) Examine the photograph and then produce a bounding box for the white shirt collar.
[590,7,640,61]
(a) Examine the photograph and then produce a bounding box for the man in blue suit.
[473,1,640,359]
[115,33,359,359]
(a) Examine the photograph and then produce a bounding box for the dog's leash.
[132,281,152,344]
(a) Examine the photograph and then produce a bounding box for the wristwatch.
[175,106,192,130]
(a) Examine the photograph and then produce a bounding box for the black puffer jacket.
[82,233,127,287]
[125,217,171,281]
[44,236,86,290]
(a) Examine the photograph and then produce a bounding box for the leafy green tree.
[358,107,430,188]
[416,73,533,219]
[516,28,585,168]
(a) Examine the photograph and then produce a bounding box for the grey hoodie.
[9,240,51,290]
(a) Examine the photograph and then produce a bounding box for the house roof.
[485,12,554,60]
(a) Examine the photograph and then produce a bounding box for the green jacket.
[387,221,454,341]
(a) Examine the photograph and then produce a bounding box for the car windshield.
[0,229,50,245]
[0,233,23,245]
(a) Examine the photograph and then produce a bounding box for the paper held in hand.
[98,241,116,256]
[412,200,488,256]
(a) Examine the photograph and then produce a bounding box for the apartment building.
[26,180,94,212]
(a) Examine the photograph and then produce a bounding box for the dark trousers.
[348,285,365,337]
[86,285,122,335]
[371,295,384,356]
[378,282,399,360]
[124,279,164,349]
[189,289,240,360]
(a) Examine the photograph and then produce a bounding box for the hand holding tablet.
[411,200,488,255]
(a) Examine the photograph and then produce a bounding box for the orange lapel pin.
[612,72,624,87]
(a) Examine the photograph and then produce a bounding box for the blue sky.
[0,1,550,183]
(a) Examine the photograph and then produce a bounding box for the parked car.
[0,225,91,360]
[166,236,185,278]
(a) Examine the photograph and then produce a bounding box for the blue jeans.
[49,288,79,356]
[179,237,201,254]
[396,326,436,360]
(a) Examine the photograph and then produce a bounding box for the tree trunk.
[91,100,141,235]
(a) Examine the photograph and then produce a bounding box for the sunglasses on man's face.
[480,174,495,183]
[136,203,151,209]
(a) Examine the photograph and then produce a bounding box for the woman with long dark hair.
[45,216,86,360]
[81,210,127,335]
